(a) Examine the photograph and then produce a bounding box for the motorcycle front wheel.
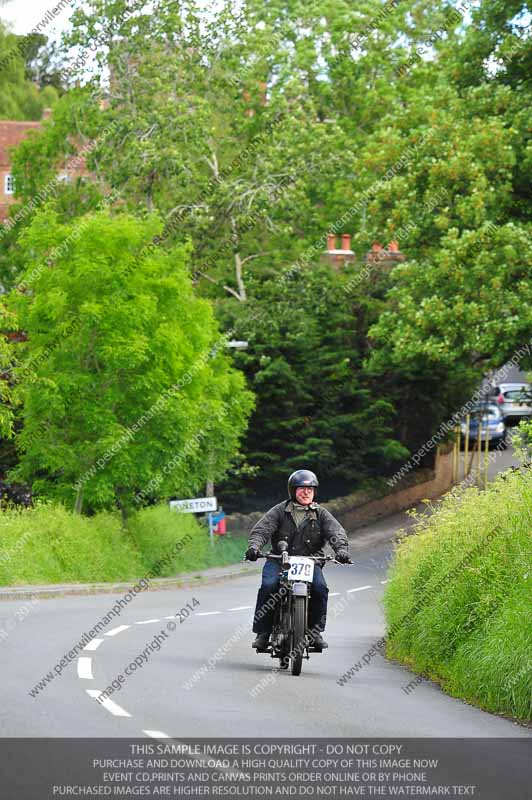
[291,595,306,676]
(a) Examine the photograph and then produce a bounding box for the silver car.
[460,403,506,446]
[489,382,532,421]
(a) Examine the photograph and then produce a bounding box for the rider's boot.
[252,633,270,651]
[310,631,328,650]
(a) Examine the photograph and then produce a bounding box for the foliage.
[510,418,532,465]
[0,501,144,585]
[8,210,253,515]
[0,22,58,119]
[384,469,532,722]
[218,264,409,498]
[2,0,532,501]
[0,501,245,585]
[126,504,248,575]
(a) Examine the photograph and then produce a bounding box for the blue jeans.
[253,559,329,634]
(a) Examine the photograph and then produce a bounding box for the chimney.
[322,231,355,270]
[365,240,406,269]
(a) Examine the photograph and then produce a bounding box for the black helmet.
[287,469,319,501]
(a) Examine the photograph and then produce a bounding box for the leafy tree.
[8,210,253,517]
[5,0,532,501]
[218,264,408,504]
[23,34,67,93]
[0,22,58,118]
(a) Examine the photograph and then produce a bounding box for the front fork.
[272,577,310,658]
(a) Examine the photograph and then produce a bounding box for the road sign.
[209,510,226,536]
[169,497,217,513]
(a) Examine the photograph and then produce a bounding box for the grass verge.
[0,501,247,586]
[384,468,532,723]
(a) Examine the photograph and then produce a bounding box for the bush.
[126,505,209,576]
[384,468,532,722]
[0,502,143,585]
[128,504,248,573]
[0,502,247,585]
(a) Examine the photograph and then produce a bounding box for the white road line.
[164,616,176,620]
[83,638,103,651]
[105,625,130,637]
[329,592,341,597]
[347,585,373,593]
[144,730,171,739]
[86,690,131,717]
[227,606,253,611]
[196,611,221,616]
[77,657,93,680]
[380,579,390,584]
[135,619,160,625]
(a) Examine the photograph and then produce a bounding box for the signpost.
[169,496,219,545]
[208,509,226,537]
[169,497,217,513]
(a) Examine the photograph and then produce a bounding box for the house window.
[4,174,14,195]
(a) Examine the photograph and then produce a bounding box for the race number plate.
[288,556,314,582]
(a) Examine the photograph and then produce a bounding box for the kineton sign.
[169,496,217,513]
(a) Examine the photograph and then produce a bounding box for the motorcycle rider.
[245,469,351,651]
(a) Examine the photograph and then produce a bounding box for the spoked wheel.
[291,596,306,676]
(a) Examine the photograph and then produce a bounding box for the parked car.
[460,403,506,448]
[487,382,532,423]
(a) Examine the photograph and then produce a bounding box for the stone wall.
[226,449,453,537]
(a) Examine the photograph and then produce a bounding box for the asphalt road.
[2,506,530,741]
[0,443,528,741]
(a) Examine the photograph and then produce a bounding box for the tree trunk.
[206,451,214,497]
[230,216,247,301]
[115,487,129,526]
[74,484,84,515]
[234,252,247,301]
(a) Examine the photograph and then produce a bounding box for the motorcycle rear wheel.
[291,596,306,676]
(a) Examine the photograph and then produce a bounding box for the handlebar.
[244,552,353,565]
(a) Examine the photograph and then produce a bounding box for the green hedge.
[0,502,247,586]
[384,469,532,723]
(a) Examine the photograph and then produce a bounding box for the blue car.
[460,403,506,448]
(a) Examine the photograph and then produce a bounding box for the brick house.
[0,119,43,223]
[0,109,90,227]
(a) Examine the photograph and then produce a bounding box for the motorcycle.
[254,540,351,676]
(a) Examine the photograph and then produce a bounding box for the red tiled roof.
[0,121,42,169]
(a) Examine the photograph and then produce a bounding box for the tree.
[217,263,408,504]
[0,22,58,118]
[50,0,356,301]
[6,0,531,499]
[8,210,254,517]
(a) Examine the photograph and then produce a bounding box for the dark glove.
[245,547,259,562]
[336,550,351,564]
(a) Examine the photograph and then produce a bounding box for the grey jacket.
[248,500,349,559]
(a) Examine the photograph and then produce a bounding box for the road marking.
[380,579,390,584]
[227,606,253,611]
[144,730,171,739]
[164,616,176,620]
[196,611,221,616]
[84,638,103,651]
[135,619,160,625]
[347,585,373,593]
[77,657,93,680]
[329,592,341,597]
[105,625,130,637]
[86,690,131,717]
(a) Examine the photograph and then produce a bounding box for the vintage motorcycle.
[255,540,350,676]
